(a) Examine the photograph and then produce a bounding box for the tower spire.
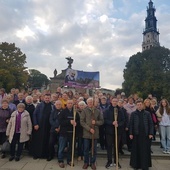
[142,0,160,51]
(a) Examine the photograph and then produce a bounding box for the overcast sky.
[0,0,170,90]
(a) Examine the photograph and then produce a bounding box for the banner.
[64,69,99,88]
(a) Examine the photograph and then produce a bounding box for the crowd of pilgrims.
[0,87,170,170]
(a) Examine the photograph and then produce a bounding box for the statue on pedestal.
[54,69,57,77]
[66,57,73,69]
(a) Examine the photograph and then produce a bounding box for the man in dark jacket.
[99,96,109,150]
[118,99,128,155]
[47,100,62,161]
[58,99,78,168]
[129,99,153,170]
[105,97,125,169]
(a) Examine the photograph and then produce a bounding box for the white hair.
[25,95,33,102]
[78,101,86,106]
[87,97,93,103]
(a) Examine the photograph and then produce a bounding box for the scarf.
[15,111,22,133]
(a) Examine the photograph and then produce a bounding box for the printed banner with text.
[64,69,99,88]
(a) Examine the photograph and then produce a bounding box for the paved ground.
[1,137,170,170]
[0,155,170,170]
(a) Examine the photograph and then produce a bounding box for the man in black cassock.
[129,99,153,170]
[31,94,53,159]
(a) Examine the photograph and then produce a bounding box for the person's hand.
[149,135,153,139]
[158,118,162,122]
[34,125,39,130]
[70,120,77,126]
[55,127,60,133]
[92,120,95,125]
[90,128,95,134]
[113,121,118,127]
[129,135,133,139]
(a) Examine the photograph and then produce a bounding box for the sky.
[0,0,170,90]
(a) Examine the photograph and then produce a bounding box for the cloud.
[0,0,169,90]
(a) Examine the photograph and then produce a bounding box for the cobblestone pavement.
[0,156,170,170]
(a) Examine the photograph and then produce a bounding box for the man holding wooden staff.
[80,97,104,170]
[58,99,78,168]
[104,97,125,169]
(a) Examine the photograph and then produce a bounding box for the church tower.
[142,0,160,51]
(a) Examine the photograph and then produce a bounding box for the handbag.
[1,140,10,152]
[151,113,157,124]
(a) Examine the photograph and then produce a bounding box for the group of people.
[0,87,170,170]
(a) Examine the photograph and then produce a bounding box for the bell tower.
[142,0,160,51]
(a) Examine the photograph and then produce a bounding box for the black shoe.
[15,157,20,161]
[47,156,53,161]
[1,154,6,159]
[105,162,113,169]
[119,150,124,155]
[33,156,38,159]
[9,156,15,161]
[67,162,74,166]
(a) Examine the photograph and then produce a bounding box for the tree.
[122,46,170,101]
[28,69,49,89]
[0,42,28,91]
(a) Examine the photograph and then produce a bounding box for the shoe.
[163,150,167,154]
[82,163,89,169]
[77,156,81,161]
[47,156,53,161]
[67,162,74,166]
[1,154,6,159]
[15,157,20,161]
[9,156,15,161]
[114,163,121,169]
[59,162,65,168]
[33,156,38,159]
[90,163,96,170]
[119,150,124,155]
[105,162,113,169]
[166,151,170,154]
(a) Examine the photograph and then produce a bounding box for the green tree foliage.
[122,46,170,101]
[28,69,49,89]
[0,42,28,91]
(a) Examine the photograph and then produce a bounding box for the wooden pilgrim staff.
[91,96,98,158]
[91,103,95,158]
[71,105,76,167]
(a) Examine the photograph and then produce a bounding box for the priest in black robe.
[129,99,153,170]
[31,94,53,159]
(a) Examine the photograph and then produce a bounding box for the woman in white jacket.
[156,99,170,154]
[6,103,32,161]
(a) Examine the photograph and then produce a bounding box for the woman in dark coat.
[129,99,153,170]
[0,99,11,158]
